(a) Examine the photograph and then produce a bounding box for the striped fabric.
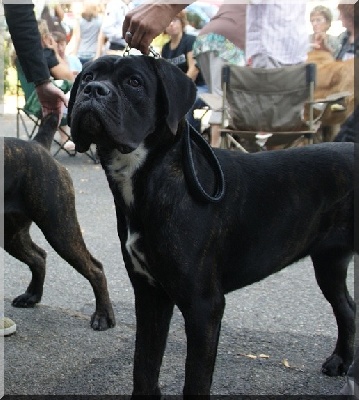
[246,1,309,66]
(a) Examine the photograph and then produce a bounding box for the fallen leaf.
[238,353,257,359]
[282,358,290,368]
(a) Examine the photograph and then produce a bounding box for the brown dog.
[307,50,354,127]
[4,114,115,330]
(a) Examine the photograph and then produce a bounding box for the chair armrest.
[309,91,353,104]
[199,93,223,111]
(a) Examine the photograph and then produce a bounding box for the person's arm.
[95,29,107,59]
[122,3,189,54]
[4,3,51,84]
[67,19,81,56]
[43,35,74,81]
[50,60,75,82]
[4,3,68,118]
[186,50,199,82]
[54,4,65,22]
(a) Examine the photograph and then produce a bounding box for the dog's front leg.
[132,278,175,396]
[181,293,225,395]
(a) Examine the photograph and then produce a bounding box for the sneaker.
[341,376,359,398]
[63,140,76,151]
[0,317,16,336]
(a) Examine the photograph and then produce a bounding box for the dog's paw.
[90,310,116,331]
[322,354,350,376]
[12,293,41,308]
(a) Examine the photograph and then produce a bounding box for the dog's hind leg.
[179,290,225,395]
[131,278,174,396]
[26,179,115,330]
[311,249,355,376]
[5,226,46,307]
[42,226,115,330]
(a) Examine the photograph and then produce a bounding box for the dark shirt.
[4,3,50,83]
[334,107,358,143]
[336,31,359,60]
[43,48,60,70]
[162,33,206,87]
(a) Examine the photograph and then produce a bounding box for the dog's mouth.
[73,110,104,152]
[80,111,103,133]
[71,106,135,154]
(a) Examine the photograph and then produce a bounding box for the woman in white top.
[70,4,102,65]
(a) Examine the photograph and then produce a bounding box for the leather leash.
[123,45,226,203]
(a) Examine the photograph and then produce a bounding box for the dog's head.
[67,55,197,153]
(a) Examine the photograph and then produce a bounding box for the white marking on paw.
[125,230,155,285]
[108,145,148,207]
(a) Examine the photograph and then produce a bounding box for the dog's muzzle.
[83,82,111,99]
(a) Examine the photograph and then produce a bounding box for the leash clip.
[148,46,161,58]
[123,45,131,57]
[123,45,161,58]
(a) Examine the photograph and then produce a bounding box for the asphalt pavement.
[1,113,355,396]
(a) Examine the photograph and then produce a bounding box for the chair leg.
[16,110,20,139]
[52,126,98,163]
[52,126,76,157]
[17,108,40,139]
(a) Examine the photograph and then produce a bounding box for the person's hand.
[312,32,330,51]
[35,81,68,121]
[122,3,187,54]
[42,34,57,50]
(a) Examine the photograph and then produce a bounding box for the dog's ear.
[67,61,94,127]
[153,58,197,134]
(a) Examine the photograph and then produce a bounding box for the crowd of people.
[7,2,358,141]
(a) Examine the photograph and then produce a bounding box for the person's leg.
[196,52,225,147]
[58,126,75,151]
[186,84,208,132]
[59,94,75,150]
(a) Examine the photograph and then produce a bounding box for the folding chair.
[16,59,41,140]
[15,61,97,162]
[201,63,349,152]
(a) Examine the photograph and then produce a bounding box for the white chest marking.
[108,145,148,207]
[125,230,155,285]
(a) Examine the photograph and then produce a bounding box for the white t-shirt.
[101,0,134,46]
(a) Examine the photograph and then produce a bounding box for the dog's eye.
[82,73,94,83]
[128,76,141,88]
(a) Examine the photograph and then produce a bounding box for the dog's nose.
[84,82,110,98]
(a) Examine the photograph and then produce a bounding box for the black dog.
[68,55,356,394]
[4,114,115,330]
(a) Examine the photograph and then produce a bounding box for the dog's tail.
[32,113,59,151]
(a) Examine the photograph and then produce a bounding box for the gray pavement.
[1,113,354,395]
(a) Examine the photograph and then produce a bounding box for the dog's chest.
[106,147,156,284]
[106,146,148,207]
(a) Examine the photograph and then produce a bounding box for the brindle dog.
[4,114,115,330]
[68,55,355,394]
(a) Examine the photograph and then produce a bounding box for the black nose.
[84,82,110,98]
